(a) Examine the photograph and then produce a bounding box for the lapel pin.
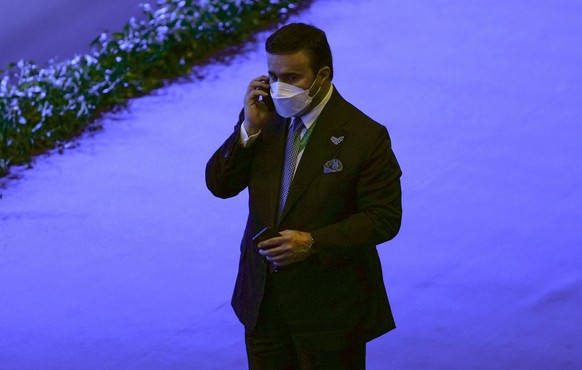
[330,136,344,145]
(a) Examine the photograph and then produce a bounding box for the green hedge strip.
[0,0,311,178]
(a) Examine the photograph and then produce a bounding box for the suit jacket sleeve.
[205,111,255,199]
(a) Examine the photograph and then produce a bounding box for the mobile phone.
[252,227,280,245]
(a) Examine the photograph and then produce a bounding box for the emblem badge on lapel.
[323,159,343,174]
[330,136,344,145]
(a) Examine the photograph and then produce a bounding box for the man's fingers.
[248,76,270,92]
[259,247,284,259]
[246,89,269,103]
[257,235,284,249]
[249,80,269,91]
[263,252,291,267]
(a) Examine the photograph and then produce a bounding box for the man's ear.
[319,66,332,81]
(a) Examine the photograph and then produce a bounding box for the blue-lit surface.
[1,0,581,369]
[0,0,147,68]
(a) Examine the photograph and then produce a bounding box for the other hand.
[257,230,314,267]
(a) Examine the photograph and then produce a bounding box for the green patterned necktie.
[278,117,304,218]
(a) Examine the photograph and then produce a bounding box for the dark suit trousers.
[245,273,366,370]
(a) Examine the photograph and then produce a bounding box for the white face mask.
[270,74,322,118]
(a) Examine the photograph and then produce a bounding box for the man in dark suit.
[206,23,402,370]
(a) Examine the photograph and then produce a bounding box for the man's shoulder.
[330,89,389,133]
[339,100,390,140]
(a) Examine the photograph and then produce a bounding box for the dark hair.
[266,23,334,80]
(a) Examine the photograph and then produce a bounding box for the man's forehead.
[267,51,311,74]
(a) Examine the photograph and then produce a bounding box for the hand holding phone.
[244,75,275,133]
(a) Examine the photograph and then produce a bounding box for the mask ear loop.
[308,70,324,98]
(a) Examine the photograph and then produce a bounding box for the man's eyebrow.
[268,71,300,77]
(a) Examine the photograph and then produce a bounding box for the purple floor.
[1,0,581,369]
[0,0,146,68]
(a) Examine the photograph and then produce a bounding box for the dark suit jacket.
[206,88,402,351]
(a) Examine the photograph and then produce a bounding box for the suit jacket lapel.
[279,89,349,223]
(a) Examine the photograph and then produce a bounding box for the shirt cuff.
[240,121,261,148]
